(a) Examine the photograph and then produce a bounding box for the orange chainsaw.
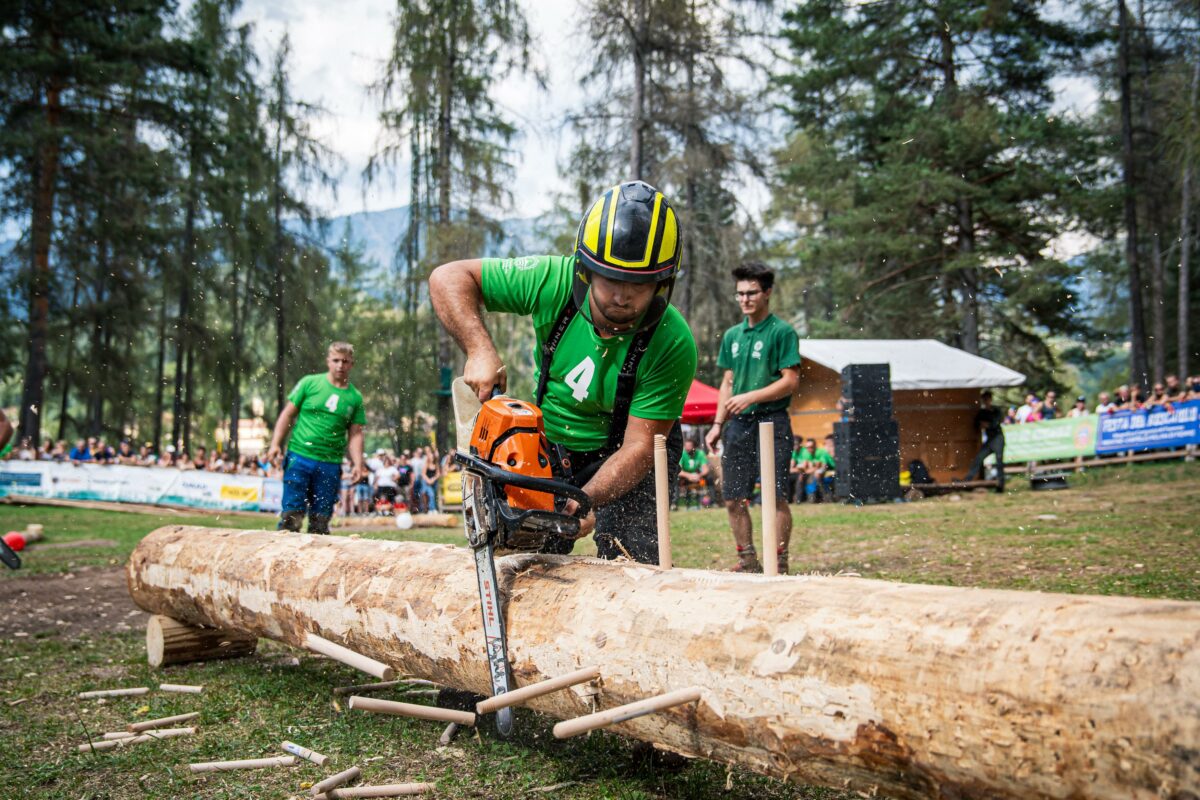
[453,391,591,736]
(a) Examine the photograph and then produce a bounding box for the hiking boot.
[730,547,762,573]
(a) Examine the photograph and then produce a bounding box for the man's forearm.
[715,376,734,424]
[348,428,365,468]
[582,441,655,508]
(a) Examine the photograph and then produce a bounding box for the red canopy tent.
[681,379,719,424]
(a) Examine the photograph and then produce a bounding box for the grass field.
[1,459,1196,798]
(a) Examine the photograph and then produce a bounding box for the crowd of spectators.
[0,434,458,516]
[1003,375,1200,425]
[2,435,284,476]
[674,432,838,508]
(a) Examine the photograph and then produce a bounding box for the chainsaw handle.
[455,452,592,518]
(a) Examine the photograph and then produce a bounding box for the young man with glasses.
[705,262,800,573]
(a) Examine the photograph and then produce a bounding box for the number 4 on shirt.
[324,394,339,413]
[564,357,596,402]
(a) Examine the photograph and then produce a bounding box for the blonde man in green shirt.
[266,342,367,533]
[430,181,697,565]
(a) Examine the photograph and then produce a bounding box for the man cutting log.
[429,181,697,564]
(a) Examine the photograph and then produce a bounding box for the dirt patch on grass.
[0,566,145,639]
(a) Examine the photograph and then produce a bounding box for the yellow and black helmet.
[572,181,682,331]
[575,181,681,283]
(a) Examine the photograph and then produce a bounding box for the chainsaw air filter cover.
[470,397,555,511]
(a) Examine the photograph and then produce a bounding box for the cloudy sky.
[234,0,583,220]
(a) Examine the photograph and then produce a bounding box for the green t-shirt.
[481,255,697,452]
[791,447,813,466]
[716,313,801,415]
[679,448,708,472]
[286,373,366,463]
[811,447,836,470]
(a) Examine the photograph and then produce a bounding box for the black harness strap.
[534,299,662,452]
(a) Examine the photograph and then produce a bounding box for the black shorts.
[721,409,792,501]
[541,422,683,566]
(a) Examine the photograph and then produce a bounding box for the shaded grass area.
[0,459,1197,798]
[0,635,846,800]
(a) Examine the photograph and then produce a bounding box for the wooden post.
[312,766,361,796]
[127,526,1200,799]
[78,727,195,752]
[146,614,256,667]
[78,687,149,699]
[654,433,671,569]
[324,784,434,798]
[128,711,199,732]
[306,633,395,681]
[188,756,296,773]
[553,687,702,739]
[759,421,778,577]
[476,666,601,714]
[348,695,475,726]
[159,683,203,694]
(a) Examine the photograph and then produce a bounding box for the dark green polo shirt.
[716,313,801,415]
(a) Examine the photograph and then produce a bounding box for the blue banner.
[1095,399,1200,454]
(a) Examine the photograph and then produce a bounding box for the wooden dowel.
[282,740,328,766]
[326,784,434,798]
[333,679,437,696]
[311,765,361,795]
[552,687,702,739]
[306,633,395,681]
[78,727,195,752]
[103,731,136,740]
[347,695,474,726]
[476,666,601,714]
[759,421,778,577]
[128,711,200,732]
[188,755,296,773]
[78,687,150,699]
[159,683,204,694]
[438,722,460,746]
[653,434,671,569]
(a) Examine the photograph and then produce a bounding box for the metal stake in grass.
[552,687,702,739]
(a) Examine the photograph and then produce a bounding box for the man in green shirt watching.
[677,438,709,506]
[266,342,367,533]
[430,181,697,564]
[705,262,800,573]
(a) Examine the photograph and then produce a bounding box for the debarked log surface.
[126,526,1199,800]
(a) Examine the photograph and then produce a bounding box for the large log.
[126,526,1200,800]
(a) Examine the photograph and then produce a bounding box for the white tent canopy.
[798,339,1026,391]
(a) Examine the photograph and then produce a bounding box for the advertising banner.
[1001,416,1098,462]
[260,478,283,513]
[1096,400,1200,454]
[0,462,271,513]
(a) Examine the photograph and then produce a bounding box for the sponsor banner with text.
[1001,416,1098,462]
[1096,400,1200,454]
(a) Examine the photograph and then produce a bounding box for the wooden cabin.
[788,340,1025,482]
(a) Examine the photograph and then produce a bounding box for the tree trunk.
[1179,57,1198,380]
[273,126,287,419]
[1118,0,1149,388]
[20,72,63,445]
[433,43,457,452]
[56,275,80,441]
[172,157,197,451]
[152,276,168,455]
[629,0,647,181]
[938,25,978,354]
[1136,0,1166,382]
[128,527,1200,800]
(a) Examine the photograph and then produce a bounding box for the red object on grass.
[681,379,720,425]
[3,532,26,552]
